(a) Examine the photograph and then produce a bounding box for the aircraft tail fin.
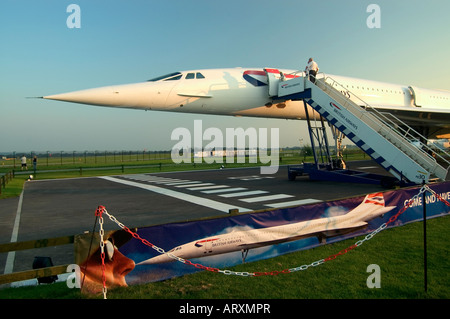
[363,192,385,207]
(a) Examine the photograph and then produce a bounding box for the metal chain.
[95,184,446,281]
[424,184,450,207]
[95,207,108,299]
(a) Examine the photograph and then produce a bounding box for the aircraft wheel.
[288,171,297,181]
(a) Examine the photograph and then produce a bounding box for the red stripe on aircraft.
[330,102,341,110]
[196,238,219,244]
[243,70,266,76]
[265,68,280,74]
[364,200,384,206]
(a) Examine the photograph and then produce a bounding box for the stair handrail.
[316,75,450,167]
[281,71,450,177]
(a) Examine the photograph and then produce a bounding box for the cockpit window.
[186,72,205,79]
[147,72,182,81]
[148,71,205,81]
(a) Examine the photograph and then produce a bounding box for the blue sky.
[1,0,450,152]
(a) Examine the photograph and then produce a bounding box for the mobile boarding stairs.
[263,68,450,187]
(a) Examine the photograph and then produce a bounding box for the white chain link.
[97,215,108,299]
[99,216,107,299]
[288,259,325,273]
[423,184,445,201]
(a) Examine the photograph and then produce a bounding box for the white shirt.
[306,60,319,73]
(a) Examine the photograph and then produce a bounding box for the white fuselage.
[43,68,450,138]
[137,193,395,265]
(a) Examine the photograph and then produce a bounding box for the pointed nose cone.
[136,254,174,265]
[43,82,157,109]
[43,86,121,107]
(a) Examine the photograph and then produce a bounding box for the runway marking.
[219,190,268,198]
[100,176,252,213]
[175,183,214,188]
[265,199,322,208]
[157,180,193,184]
[115,174,318,210]
[240,194,294,203]
[164,181,201,186]
[125,175,192,185]
[187,185,230,191]
[4,190,24,274]
[201,187,248,194]
[228,175,275,181]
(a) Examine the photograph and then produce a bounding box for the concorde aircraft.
[136,192,395,265]
[42,67,450,139]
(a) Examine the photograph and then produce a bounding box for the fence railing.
[1,151,174,168]
[0,171,14,195]
[0,235,74,285]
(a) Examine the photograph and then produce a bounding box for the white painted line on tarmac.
[175,183,214,188]
[187,185,229,191]
[201,187,248,194]
[219,190,268,198]
[240,194,294,203]
[4,190,24,274]
[100,176,251,213]
[163,180,201,185]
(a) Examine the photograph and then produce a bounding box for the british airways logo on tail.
[364,193,385,206]
[194,238,219,247]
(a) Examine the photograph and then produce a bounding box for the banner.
[75,182,450,293]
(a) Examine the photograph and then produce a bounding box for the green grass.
[1,215,448,299]
[0,177,26,199]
